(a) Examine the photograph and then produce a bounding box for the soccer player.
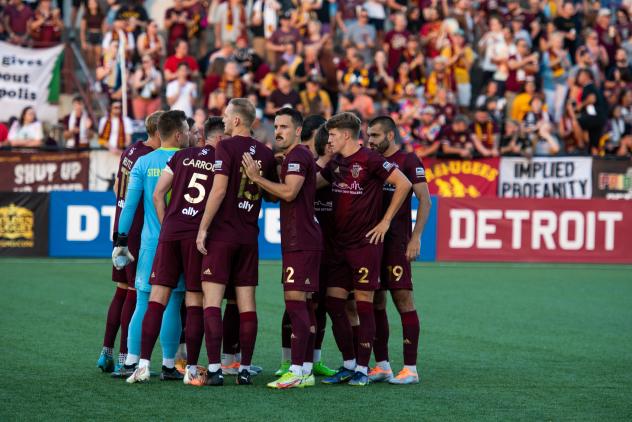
[367,116,432,385]
[196,98,276,386]
[112,110,190,383]
[317,112,411,386]
[98,111,162,374]
[126,117,224,386]
[274,115,336,378]
[241,108,321,389]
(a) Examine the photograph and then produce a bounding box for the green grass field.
[1,259,631,421]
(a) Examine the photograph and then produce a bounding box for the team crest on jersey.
[199,149,208,156]
[288,163,300,172]
[351,163,362,178]
[249,145,256,155]
[416,167,425,177]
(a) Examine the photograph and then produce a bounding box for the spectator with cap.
[61,96,93,149]
[164,39,200,82]
[267,11,302,69]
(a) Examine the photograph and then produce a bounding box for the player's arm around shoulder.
[241,152,305,202]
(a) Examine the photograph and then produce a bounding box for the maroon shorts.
[380,240,413,290]
[150,238,203,292]
[201,240,258,287]
[282,251,321,292]
[328,243,383,291]
[111,246,139,284]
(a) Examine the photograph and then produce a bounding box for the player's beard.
[375,139,389,154]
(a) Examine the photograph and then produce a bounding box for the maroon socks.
[204,307,222,364]
[373,308,390,363]
[185,306,204,366]
[222,302,240,355]
[239,311,258,366]
[401,310,420,366]
[140,301,166,360]
[326,296,355,361]
[103,287,127,349]
[355,301,376,367]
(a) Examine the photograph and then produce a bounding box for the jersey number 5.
[184,173,208,204]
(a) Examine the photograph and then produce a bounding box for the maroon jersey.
[382,150,426,245]
[315,162,335,254]
[321,146,395,249]
[113,142,154,250]
[279,145,322,252]
[160,145,216,241]
[209,136,276,244]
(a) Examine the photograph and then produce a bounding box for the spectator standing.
[164,40,200,82]
[28,0,63,48]
[440,29,475,108]
[131,55,163,119]
[383,13,409,73]
[211,0,247,49]
[98,101,132,151]
[165,0,191,55]
[136,20,166,65]
[250,0,281,64]
[267,11,302,68]
[266,72,301,115]
[541,32,571,122]
[166,63,198,117]
[80,0,105,69]
[4,0,34,46]
[7,106,44,148]
[343,8,376,64]
[571,69,609,154]
[61,96,93,149]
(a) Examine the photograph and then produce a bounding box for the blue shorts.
[135,246,185,293]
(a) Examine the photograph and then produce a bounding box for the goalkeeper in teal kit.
[112,111,189,382]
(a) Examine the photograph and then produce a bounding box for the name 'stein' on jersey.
[208,135,276,245]
[113,142,154,249]
[160,145,216,241]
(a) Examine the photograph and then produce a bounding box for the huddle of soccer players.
[99,97,431,388]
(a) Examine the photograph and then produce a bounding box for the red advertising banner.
[0,151,89,192]
[423,158,499,198]
[437,197,632,263]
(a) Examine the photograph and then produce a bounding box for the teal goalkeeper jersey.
[128,147,179,249]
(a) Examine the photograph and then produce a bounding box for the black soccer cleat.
[206,369,224,386]
[112,363,137,378]
[236,369,252,385]
[160,365,184,381]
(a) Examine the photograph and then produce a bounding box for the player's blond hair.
[229,98,256,128]
[145,110,165,137]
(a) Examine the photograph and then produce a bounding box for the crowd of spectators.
[2,0,632,158]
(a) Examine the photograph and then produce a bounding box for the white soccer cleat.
[183,366,207,386]
[388,368,420,385]
[368,366,393,382]
[126,366,150,384]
